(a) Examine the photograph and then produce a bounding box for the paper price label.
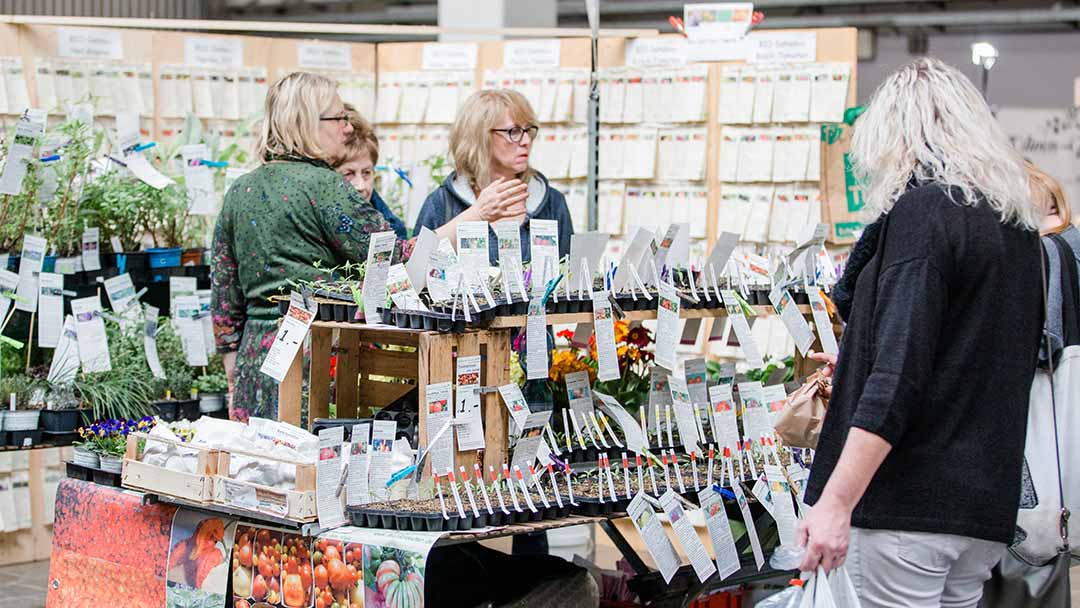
[259,293,316,382]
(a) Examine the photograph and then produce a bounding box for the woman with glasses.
[211,72,413,422]
[334,106,408,239]
[412,89,574,262]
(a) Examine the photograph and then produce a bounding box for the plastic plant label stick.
[514,465,538,512]
[502,464,523,512]
[604,454,619,503]
[691,451,700,492]
[473,463,494,514]
[597,457,606,503]
[590,412,611,448]
[564,462,577,505]
[446,469,466,518]
[707,445,715,488]
[670,450,687,494]
[529,464,552,508]
[745,441,759,478]
[768,437,781,465]
[600,412,624,448]
[692,403,709,447]
[489,465,510,514]
[434,473,449,519]
[547,464,564,508]
[635,454,645,495]
[569,408,590,449]
[661,452,673,493]
[649,458,660,496]
[665,404,675,449]
[654,402,664,448]
[622,453,632,498]
[561,409,574,452]
[458,468,480,517]
[545,423,562,456]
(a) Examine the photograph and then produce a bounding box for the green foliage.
[37,114,106,256]
[0,373,45,410]
[81,170,175,253]
[193,371,227,394]
[153,318,195,399]
[69,317,158,421]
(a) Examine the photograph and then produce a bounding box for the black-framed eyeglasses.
[491,125,539,143]
[320,114,349,123]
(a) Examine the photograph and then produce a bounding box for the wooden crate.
[212,449,316,522]
[278,324,512,480]
[121,432,218,503]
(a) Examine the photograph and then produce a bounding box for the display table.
[47,477,792,607]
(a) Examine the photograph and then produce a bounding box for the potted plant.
[70,318,157,423]
[40,380,92,435]
[193,371,228,416]
[150,317,198,421]
[0,373,46,446]
[74,417,155,473]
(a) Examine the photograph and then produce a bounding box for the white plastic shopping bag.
[828,566,861,608]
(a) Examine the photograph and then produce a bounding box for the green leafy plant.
[37,113,106,256]
[193,372,227,394]
[0,372,45,410]
[81,170,163,253]
[152,318,195,399]
[70,318,158,420]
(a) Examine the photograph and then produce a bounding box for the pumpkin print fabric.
[211,160,412,421]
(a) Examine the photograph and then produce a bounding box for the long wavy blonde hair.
[851,58,1038,229]
[256,72,339,163]
[450,89,536,190]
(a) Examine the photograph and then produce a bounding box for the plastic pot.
[3,409,40,431]
[99,454,123,474]
[199,393,225,414]
[180,249,204,266]
[73,446,99,468]
[40,408,89,433]
[147,247,182,269]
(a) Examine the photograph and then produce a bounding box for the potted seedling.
[0,373,45,446]
[150,318,198,421]
[40,380,91,437]
[193,371,228,417]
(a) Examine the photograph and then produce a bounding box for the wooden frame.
[121,432,219,503]
[213,448,317,522]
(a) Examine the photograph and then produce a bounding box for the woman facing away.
[211,72,409,422]
[796,58,1044,608]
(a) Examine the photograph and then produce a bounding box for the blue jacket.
[412,171,574,264]
[371,190,408,240]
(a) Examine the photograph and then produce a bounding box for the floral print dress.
[211,159,405,422]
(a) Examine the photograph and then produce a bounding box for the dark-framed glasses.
[320,114,349,123]
[491,125,539,143]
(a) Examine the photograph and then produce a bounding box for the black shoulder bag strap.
[1038,238,1070,556]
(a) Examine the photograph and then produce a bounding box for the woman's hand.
[809,351,837,397]
[797,494,852,573]
[476,177,528,223]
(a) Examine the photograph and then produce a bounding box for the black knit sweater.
[805,184,1043,543]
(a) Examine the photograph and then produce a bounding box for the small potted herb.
[151,320,198,421]
[40,381,92,435]
[0,373,45,446]
[193,372,228,416]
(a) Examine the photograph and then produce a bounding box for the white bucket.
[3,409,40,431]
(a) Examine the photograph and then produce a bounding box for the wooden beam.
[481,329,512,474]
[357,347,419,379]
[277,343,304,427]
[0,15,658,39]
[307,326,333,429]
[334,330,361,419]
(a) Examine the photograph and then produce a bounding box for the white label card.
[297,42,352,71]
[511,411,551,483]
[770,290,815,356]
[627,492,681,583]
[37,273,64,348]
[738,381,771,443]
[180,144,216,215]
[708,384,739,452]
[660,490,717,583]
[47,316,80,384]
[347,423,372,506]
[764,465,798,546]
[184,36,244,68]
[592,295,620,382]
[595,392,647,454]
[627,37,689,67]
[684,358,709,406]
[316,426,347,529]
[0,110,46,196]
[369,420,397,502]
[503,39,561,69]
[654,283,681,371]
[749,31,817,64]
[721,289,764,369]
[386,263,428,312]
[566,370,596,444]
[807,286,838,355]
[454,355,485,451]
[525,297,548,380]
[15,234,46,313]
[173,295,209,367]
[57,28,122,59]
[362,231,397,322]
[80,228,101,272]
[259,293,316,382]
[699,488,742,579]
[71,296,111,373]
[668,376,702,455]
[425,382,455,477]
[732,478,765,570]
[421,43,479,70]
[530,219,559,296]
[142,307,166,380]
[103,273,139,322]
[498,383,531,434]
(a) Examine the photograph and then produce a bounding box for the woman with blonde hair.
[211,72,406,422]
[797,58,1044,607]
[413,89,574,261]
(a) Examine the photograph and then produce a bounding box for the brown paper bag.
[821,123,866,245]
[774,371,829,449]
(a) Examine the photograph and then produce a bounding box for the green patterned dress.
[211,159,407,422]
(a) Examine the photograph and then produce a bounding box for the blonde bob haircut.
[1026,160,1072,234]
[851,58,1038,230]
[450,89,537,189]
[256,71,340,163]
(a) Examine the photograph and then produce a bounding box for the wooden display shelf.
[278,324,512,477]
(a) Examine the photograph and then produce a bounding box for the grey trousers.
[847,527,1005,608]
